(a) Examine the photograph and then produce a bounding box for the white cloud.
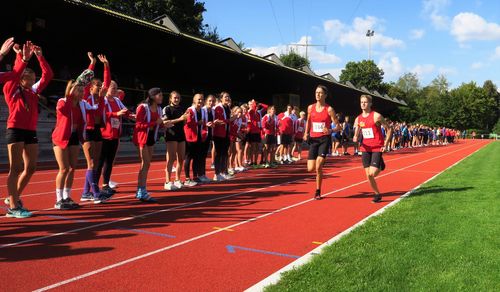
[378,52,403,78]
[471,62,485,69]
[438,67,457,75]
[410,29,425,40]
[249,36,341,66]
[411,64,436,78]
[323,16,404,50]
[422,0,451,30]
[451,12,500,42]
[492,46,500,59]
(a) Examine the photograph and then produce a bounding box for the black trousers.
[185,141,204,179]
[97,138,119,186]
[199,139,211,176]
[213,136,229,175]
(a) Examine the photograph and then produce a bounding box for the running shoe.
[264,163,270,168]
[63,198,81,209]
[4,197,23,208]
[199,176,211,183]
[93,194,109,204]
[54,200,72,210]
[314,189,322,200]
[108,180,118,189]
[173,180,183,189]
[184,179,198,187]
[228,168,235,175]
[270,162,278,168]
[372,194,382,203]
[222,173,234,180]
[164,182,178,191]
[5,207,32,218]
[213,174,225,182]
[102,185,116,195]
[137,191,157,203]
[80,192,94,202]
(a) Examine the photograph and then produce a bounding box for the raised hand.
[117,108,128,116]
[32,45,43,57]
[0,37,15,57]
[88,52,96,65]
[22,41,34,62]
[97,54,108,64]
[12,43,21,54]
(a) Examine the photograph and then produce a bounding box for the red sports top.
[52,98,85,149]
[295,118,306,138]
[308,103,331,138]
[3,54,53,131]
[262,114,277,136]
[84,63,110,129]
[247,107,262,134]
[357,111,384,152]
[278,112,294,135]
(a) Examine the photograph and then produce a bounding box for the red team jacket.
[84,63,111,129]
[3,53,53,131]
[184,106,208,142]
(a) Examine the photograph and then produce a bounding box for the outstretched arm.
[31,45,53,94]
[0,37,14,63]
[97,54,111,92]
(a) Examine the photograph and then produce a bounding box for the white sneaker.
[108,180,118,189]
[228,168,235,175]
[213,174,225,182]
[173,180,183,189]
[164,182,178,191]
[184,179,198,187]
[222,173,234,180]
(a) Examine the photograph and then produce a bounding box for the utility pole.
[287,38,326,60]
[366,29,375,60]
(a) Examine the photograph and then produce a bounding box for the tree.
[430,74,450,94]
[279,49,310,69]
[339,60,384,92]
[395,72,420,96]
[85,0,219,41]
[237,41,252,53]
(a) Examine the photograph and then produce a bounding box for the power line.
[291,0,296,41]
[268,0,285,44]
[348,0,363,22]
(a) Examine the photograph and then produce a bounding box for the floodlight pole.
[366,30,375,60]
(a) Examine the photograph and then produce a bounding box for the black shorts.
[262,134,277,145]
[280,134,292,146]
[6,128,38,144]
[248,133,262,143]
[68,131,80,146]
[147,130,156,146]
[84,127,103,142]
[165,128,186,142]
[308,136,331,160]
[362,152,384,169]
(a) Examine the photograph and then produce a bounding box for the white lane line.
[31,142,483,291]
[1,143,466,245]
[245,143,487,291]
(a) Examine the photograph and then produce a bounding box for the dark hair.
[146,87,162,105]
[316,84,329,95]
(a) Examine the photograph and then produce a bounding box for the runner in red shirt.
[261,106,278,167]
[278,105,295,164]
[3,42,53,218]
[292,111,306,160]
[304,85,340,200]
[353,94,393,203]
[246,99,262,166]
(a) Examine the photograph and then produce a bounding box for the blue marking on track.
[226,245,300,259]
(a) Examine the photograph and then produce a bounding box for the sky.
[204,0,500,88]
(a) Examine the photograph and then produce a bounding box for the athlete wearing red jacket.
[184,94,209,184]
[3,42,53,218]
[353,94,393,203]
[261,106,278,166]
[134,88,164,203]
[212,92,232,180]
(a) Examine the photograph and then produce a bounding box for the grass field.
[266,142,500,292]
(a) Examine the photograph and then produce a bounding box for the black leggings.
[213,136,229,175]
[199,139,211,176]
[97,138,119,186]
[184,141,204,179]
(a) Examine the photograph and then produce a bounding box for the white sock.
[56,189,63,201]
[63,188,71,199]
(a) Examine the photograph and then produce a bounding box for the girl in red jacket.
[3,42,53,218]
[228,106,243,175]
[80,52,111,201]
[133,88,164,202]
[52,70,98,210]
[212,92,232,181]
[95,80,129,196]
[184,93,208,185]
[261,106,278,168]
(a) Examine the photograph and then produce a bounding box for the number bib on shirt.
[297,126,304,132]
[361,128,374,139]
[312,122,325,133]
[110,117,120,129]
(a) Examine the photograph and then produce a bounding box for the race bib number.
[361,128,374,139]
[312,122,325,133]
[297,126,304,132]
[110,117,120,129]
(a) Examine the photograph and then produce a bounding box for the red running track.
[0,140,490,291]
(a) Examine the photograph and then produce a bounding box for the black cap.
[148,87,162,97]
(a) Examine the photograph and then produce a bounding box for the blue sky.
[204,0,500,88]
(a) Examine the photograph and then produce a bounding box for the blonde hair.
[65,80,83,98]
[360,94,372,103]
